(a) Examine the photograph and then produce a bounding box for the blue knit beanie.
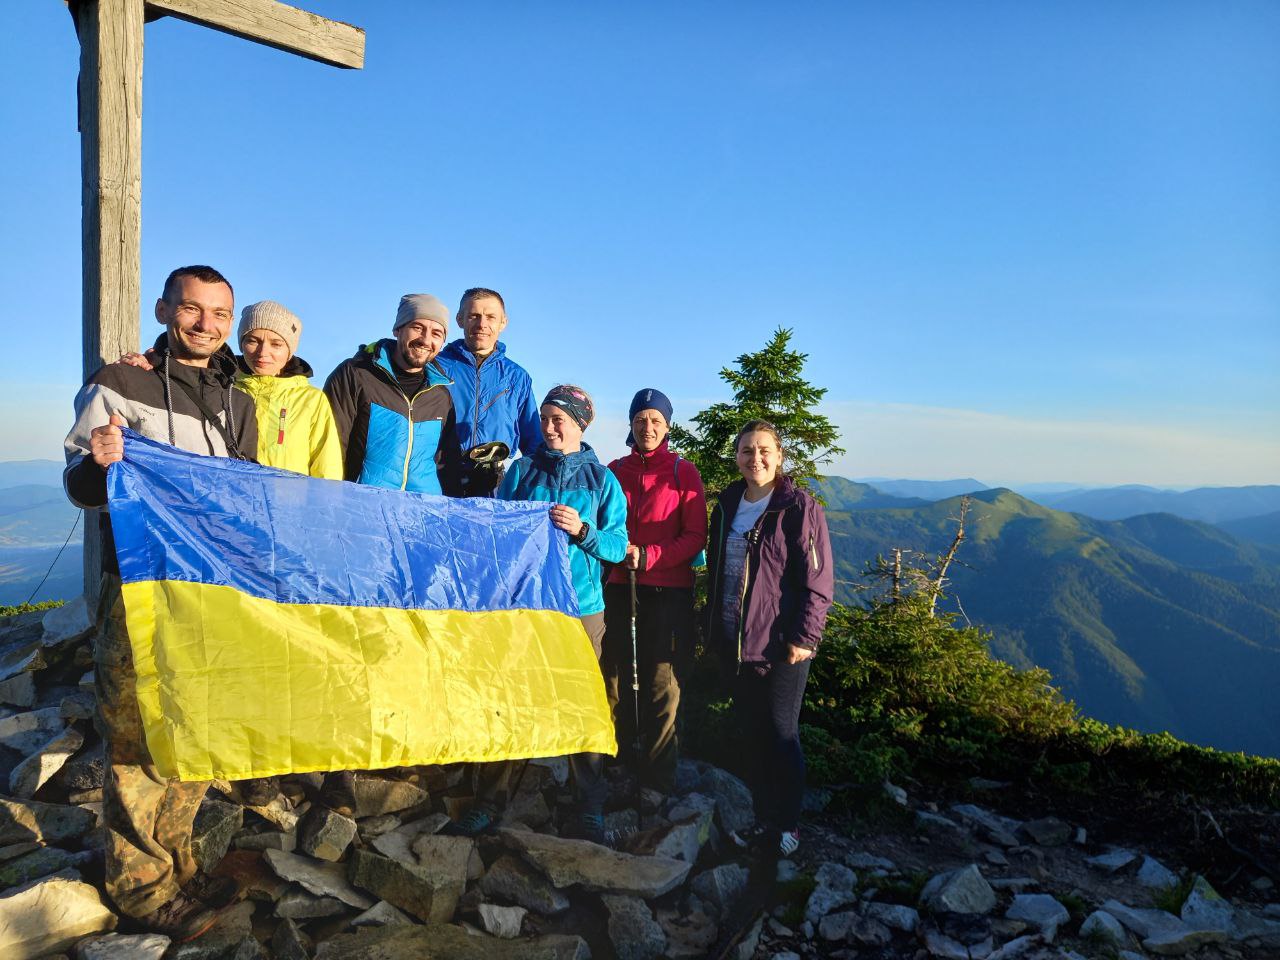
[628,388,673,425]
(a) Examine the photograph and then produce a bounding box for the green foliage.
[0,599,64,618]
[1151,874,1194,914]
[776,873,817,928]
[669,328,844,496]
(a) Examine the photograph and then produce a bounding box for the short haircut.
[458,287,505,314]
[161,265,233,302]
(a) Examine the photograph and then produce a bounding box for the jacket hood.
[152,332,239,381]
[533,441,602,469]
[236,354,314,378]
[356,339,452,389]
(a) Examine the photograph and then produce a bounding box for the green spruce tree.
[671,327,845,495]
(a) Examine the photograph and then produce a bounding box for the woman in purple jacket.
[705,420,835,856]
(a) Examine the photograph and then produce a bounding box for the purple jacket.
[705,475,835,665]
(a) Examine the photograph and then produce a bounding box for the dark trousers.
[474,612,608,814]
[732,659,811,832]
[602,583,691,792]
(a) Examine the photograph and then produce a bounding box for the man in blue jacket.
[436,288,541,496]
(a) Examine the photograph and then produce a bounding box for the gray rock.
[0,640,44,687]
[300,807,357,861]
[355,814,402,841]
[1181,875,1233,933]
[1101,898,1227,954]
[984,849,1009,866]
[657,906,718,960]
[729,916,762,960]
[1005,894,1069,941]
[271,918,311,960]
[1080,909,1128,947]
[192,797,243,872]
[920,864,997,915]
[666,791,716,823]
[263,848,375,908]
[864,901,919,933]
[166,901,254,960]
[0,708,65,756]
[690,862,749,920]
[1020,817,1071,846]
[497,827,691,898]
[882,780,908,805]
[75,933,171,960]
[916,811,964,835]
[275,886,351,919]
[770,953,801,960]
[230,937,268,960]
[1101,899,1178,938]
[370,818,432,864]
[849,916,893,947]
[803,786,834,812]
[1086,847,1137,873]
[314,923,589,959]
[57,745,104,792]
[0,846,92,888]
[59,691,95,721]
[233,826,296,853]
[845,852,895,871]
[0,871,116,959]
[0,840,40,861]
[950,803,1023,846]
[630,814,708,863]
[348,847,465,923]
[506,788,552,828]
[352,776,430,818]
[818,910,856,941]
[603,895,665,960]
[989,876,1038,893]
[479,903,528,940]
[922,927,972,959]
[986,935,1040,959]
[1231,908,1280,945]
[694,765,755,834]
[350,900,412,927]
[529,754,570,786]
[241,795,300,832]
[42,596,93,648]
[1138,855,1180,890]
[0,673,35,708]
[804,861,858,924]
[480,854,571,915]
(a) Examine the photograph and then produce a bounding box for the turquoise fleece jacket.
[497,443,628,616]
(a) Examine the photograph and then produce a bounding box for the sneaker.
[139,891,221,942]
[778,829,800,857]
[237,776,279,807]
[442,804,499,837]
[318,770,358,817]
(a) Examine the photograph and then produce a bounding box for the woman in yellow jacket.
[234,300,343,480]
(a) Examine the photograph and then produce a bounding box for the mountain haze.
[1033,484,1280,523]
[819,483,1280,758]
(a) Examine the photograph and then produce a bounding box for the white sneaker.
[778,829,800,856]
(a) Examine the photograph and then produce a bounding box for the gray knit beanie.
[394,294,449,331]
[238,300,302,358]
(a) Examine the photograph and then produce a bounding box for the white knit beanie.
[238,301,302,358]
[394,294,449,332]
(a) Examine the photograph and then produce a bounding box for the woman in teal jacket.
[444,385,627,845]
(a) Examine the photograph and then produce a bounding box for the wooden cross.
[70,0,364,591]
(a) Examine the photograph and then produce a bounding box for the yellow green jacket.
[235,358,344,480]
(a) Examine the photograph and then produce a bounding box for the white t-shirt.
[720,491,773,639]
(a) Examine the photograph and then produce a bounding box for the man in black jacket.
[64,264,258,941]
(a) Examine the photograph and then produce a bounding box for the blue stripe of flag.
[107,431,580,615]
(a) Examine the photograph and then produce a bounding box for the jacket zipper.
[473,360,482,446]
[735,504,784,665]
[809,533,818,570]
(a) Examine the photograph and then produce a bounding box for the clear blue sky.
[2,1,1277,485]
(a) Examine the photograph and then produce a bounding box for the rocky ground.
[1,603,1279,959]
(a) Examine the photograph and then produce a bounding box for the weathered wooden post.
[68,0,364,597]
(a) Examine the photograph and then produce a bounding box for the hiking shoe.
[778,829,800,857]
[237,776,279,806]
[442,804,499,837]
[139,891,221,942]
[318,770,358,817]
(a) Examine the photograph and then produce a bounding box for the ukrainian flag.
[108,431,616,781]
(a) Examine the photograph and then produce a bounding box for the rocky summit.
[2,606,1279,959]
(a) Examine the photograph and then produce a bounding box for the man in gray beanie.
[323,293,463,498]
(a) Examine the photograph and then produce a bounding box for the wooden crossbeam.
[145,0,364,68]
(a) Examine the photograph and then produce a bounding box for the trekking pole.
[629,568,642,826]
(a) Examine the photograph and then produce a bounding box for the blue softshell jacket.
[322,340,463,496]
[497,442,628,616]
[436,340,542,457]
